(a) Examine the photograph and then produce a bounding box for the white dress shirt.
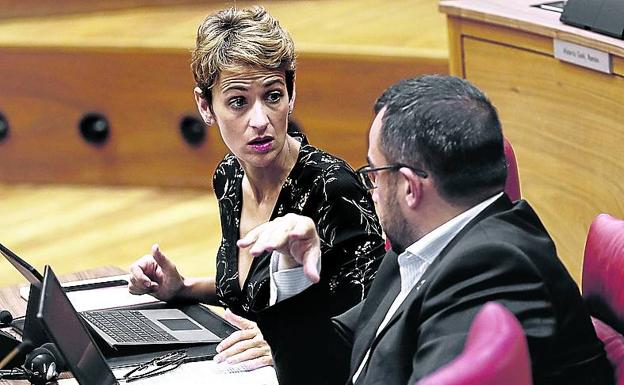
[269,192,504,383]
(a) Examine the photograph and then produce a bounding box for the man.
[238,75,613,385]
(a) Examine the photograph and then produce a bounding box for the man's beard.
[385,217,412,253]
[380,185,414,254]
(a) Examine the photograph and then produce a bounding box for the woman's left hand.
[214,309,273,370]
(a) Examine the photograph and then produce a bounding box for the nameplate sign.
[554,39,612,74]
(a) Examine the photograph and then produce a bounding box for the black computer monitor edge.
[0,242,49,348]
[0,243,44,285]
[37,265,118,385]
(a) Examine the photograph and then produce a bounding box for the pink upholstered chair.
[582,213,624,385]
[416,302,532,385]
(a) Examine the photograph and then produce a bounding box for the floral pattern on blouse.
[212,133,385,320]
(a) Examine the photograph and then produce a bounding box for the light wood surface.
[0,0,449,188]
[0,0,448,55]
[440,0,624,57]
[0,0,221,20]
[0,183,221,288]
[0,266,125,317]
[440,0,624,283]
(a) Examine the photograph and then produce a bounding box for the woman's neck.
[242,135,301,204]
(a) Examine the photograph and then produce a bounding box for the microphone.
[0,310,12,327]
[0,309,21,369]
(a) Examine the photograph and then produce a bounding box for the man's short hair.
[375,75,507,206]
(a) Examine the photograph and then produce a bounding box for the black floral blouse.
[212,133,385,321]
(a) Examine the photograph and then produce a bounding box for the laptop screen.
[0,242,43,285]
[37,266,118,385]
[0,242,49,347]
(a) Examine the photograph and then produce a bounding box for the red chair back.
[583,214,624,323]
[503,138,521,201]
[416,302,532,385]
[582,213,624,384]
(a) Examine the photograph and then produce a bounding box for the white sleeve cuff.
[269,251,318,305]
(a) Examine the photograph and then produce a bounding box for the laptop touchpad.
[159,318,202,331]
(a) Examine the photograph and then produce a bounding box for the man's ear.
[399,168,424,209]
[194,87,214,126]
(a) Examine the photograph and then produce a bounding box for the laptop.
[0,242,43,285]
[1,242,221,347]
[37,266,119,385]
[81,308,221,347]
[0,243,49,349]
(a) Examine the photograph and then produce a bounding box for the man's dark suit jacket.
[257,195,613,385]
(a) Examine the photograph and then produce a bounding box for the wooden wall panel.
[0,0,449,188]
[0,48,448,188]
[0,48,227,188]
[295,53,448,167]
[463,37,624,281]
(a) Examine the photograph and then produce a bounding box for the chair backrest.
[416,302,532,385]
[503,138,521,201]
[582,213,624,384]
[583,213,624,325]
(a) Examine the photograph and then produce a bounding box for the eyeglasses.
[356,163,428,190]
[120,350,187,382]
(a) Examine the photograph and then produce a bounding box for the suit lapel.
[349,250,401,371]
[360,272,428,361]
[349,194,516,381]
[381,195,515,325]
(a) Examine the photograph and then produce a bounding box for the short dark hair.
[374,75,507,206]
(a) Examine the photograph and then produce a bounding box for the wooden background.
[2,0,615,309]
[0,0,449,287]
[0,0,448,188]
[0,184,220,287]
[441,0,624,283]
[0,0,226,19]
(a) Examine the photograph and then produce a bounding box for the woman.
[128,6,385,380]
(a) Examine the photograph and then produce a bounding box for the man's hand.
[214,309,273,370]
[237,213,321,283]
[128,244,184,302]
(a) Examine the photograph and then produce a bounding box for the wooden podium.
[440,0,624,282]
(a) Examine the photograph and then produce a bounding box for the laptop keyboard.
[82,310,178,343]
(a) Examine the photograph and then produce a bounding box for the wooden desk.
[0,267,124,385]
[439,0,624,283]
[0,266,125,321]
[1,267,260,385]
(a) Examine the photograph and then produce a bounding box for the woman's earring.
[205,117,213,126]
[288,109,293,115]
